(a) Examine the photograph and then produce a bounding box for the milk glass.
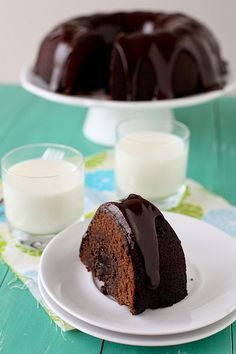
[1,144,84,244]
[115,118,190,210]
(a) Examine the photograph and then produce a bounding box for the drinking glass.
[1,143,84,247]
[115,117,190,210]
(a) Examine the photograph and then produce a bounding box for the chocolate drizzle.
[108,194,162,289]
[34,12,228,100]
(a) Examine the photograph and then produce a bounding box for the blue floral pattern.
[85,170,115,192]
[203,208,236,237]
[0,202,6,223]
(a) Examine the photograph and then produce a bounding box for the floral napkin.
[0,150,235,331]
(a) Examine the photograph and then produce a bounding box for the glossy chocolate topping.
[113,13,227,99]
[34,11,228,99]
[105,194,162,289]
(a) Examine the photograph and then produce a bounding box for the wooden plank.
[215,97,236,205]
[0,270,102,354]
[176,97,236,205]
[0,85,34,143]
[175,101,219,193]
[0,90,103,159]
[0,262,9,287]
[232,322,236,354]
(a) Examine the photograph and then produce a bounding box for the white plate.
[39,213,236,336]
[38,274,236,346]
[21,67,236,110]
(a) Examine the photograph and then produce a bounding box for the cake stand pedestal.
[83,106,174,146]
[21,67,236,146]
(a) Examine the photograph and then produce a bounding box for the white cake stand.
[20,67,236,146]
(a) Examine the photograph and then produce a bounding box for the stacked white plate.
[38,213,236,346]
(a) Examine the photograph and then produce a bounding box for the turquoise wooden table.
[0,85,236,354]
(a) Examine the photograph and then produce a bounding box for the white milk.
[115,131,188,200]
[3,159,84,235]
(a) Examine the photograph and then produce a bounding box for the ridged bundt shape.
[34,12,227,101]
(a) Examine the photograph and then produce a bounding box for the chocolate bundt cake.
[79,194,187,315]
[34,12,227,101]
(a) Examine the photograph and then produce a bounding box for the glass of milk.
[1,143,84,243]
[115,117,190,210]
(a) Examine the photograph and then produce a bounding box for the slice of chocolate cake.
[79,194,187,315]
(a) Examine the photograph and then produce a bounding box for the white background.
[1,0,235,83]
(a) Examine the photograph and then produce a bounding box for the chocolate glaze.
[104,194,162,289]
[112,13,227,99]
[34,12,228,99]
